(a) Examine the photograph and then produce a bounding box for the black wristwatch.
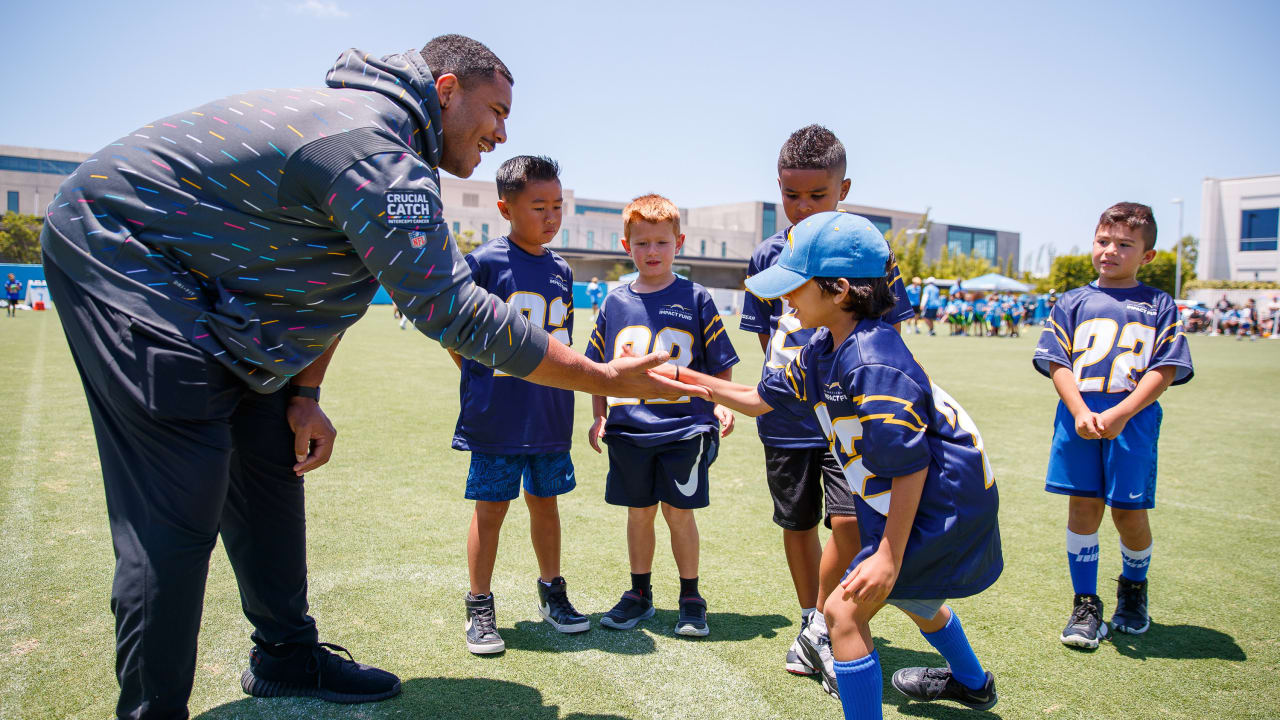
[288,385,321,402]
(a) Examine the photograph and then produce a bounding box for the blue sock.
[833,650,882,720]
[1120,541,1152,582]
[921,608,986,691]
[1066,530,1099,596]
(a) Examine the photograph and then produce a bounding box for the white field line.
[0,315,48,713]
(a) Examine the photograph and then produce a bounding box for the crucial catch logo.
[384,191,435,227]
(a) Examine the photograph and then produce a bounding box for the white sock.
[809,610,828,636]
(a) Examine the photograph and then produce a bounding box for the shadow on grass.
[878,639,1004,720]
[194,676,633,719]
[503,610,791,654]
[1109,622,1245,661]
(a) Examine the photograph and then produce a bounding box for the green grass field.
[1,309,1278,719]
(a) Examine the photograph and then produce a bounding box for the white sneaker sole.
[539,605,590,634]
[466,638,505,655]
[1111,618,1150,634]
[675,622,709,637]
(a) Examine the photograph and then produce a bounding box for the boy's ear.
[839,178,851,201]
[496,198,511,221]
[675,233,685,250]
[831,278,851,305]
[620,237,631,253]
[1140,248,1157,266]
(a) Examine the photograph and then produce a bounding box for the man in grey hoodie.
[42,35,694,719]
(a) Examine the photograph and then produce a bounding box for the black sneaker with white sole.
[538,577,590,633]
[1111,575,1150,634]
[1060,593,1108,649]
[240,640,401,703]
[796,624,839,699]
[785,615,818,676]
[891,666,997,711]
[600,589,654,630]
[465,593,505,655]
[674,595,709,637]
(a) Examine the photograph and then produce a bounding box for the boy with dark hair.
[659,212,1003,718]
[451,155,588,655]
[1034,202,1193,649]
[739,125,916,697]
[586,193,739,637]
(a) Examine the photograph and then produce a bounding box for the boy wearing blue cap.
[655,211,1002,718]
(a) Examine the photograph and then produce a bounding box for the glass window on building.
[481,223,489,243]
[864,214,893,236]
[762,203,778,240]
[611,232,619,250]
[452,221,460,236]
[972,232,997,263]
[561,229,569,247]
[700,239,706,256]
[947,228,972,256]
[6,191,17,214]
[721,241,727,258]
[1241,208,1279,252]
[587,230,595,249]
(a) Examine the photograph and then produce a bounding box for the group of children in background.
[422,124,1193,720]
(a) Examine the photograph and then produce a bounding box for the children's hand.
[1096,408,1130,439]
[714,404,735,437]
[840,546,899,605]
[1073,411,1104,440]
[587,416,606,454]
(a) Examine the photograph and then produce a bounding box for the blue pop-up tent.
[961,272,1031,293]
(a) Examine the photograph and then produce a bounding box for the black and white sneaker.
[1060,593,1109,649]
[465,593,505,655]
[600,589,654,630]
[674,595,709,637]
[241,640,401,703]
[785,615,818,676]
[891,666,998,711]
[1111,576,1150,635]
[796,623,839,699]
[538,577,590,633]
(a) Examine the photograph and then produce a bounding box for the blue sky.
[5,0,1277,271]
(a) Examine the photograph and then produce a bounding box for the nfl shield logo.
[409,231,427,248]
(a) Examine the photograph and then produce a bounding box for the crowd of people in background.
[903,276,1053,338]
[1194,294,1280,340]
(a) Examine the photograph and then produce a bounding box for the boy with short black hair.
[658,212,1003,718]
[739,125,916,696]
[586,193,739,638]
[1034,202,1193,649]
[450,155,587,655]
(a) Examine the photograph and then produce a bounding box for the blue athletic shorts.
[604,433,718,509]
[465,451,576,502]
[1045,396,1162,510]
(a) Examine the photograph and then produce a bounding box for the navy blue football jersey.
[452,237,575,454]
[1033,282,1193,394]
[740,227,916,448]
[758,321,1002,599]
[586,278,739,447]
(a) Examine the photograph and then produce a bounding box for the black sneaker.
[785,615,818,676]
[538,577,590,633]
[465,593,505,654]
[796,623,838,699]
[240,641,401,703]
[891,666,997,711]
[600,589,654,630]
[1060,593,1109,649]
[1111,576,1150,635]
[674,595,709,637]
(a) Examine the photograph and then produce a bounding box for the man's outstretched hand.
[606,349,711,401]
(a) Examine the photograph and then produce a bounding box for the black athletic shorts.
[763,446,857,530]
[604,433,717,510]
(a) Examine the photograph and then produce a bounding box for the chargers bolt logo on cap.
[745,211,891,299]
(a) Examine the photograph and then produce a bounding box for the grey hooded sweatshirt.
[41,49,548,392]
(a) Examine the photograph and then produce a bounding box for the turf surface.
[1,309,1277,719]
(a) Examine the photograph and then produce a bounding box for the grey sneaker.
[600,589,654,630]
[1111,576,1150,635]
[786,615,818,676]
[1060,593,1108,649]
[465,593,505,655]
[796,622,838,699]
[537,577,590,634]
[892,667,997,710]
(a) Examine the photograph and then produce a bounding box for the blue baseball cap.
[745,211,891,299]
